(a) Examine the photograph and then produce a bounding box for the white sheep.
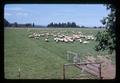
[45,38,48,42]
[78,39,82,43]
[40,34,45,37]
[63,38,68,42]
[83,41,89,44]
[54,37,62,42]
[59,38,64,42]
[28,35,34,38]
[35,36,39,39]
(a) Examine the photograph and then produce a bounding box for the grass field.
[4,27,115,79]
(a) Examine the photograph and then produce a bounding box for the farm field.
[4,27,115,79]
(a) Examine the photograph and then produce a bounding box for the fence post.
[99,63,102,79]
[63,65,65,79]
[18,67,20,79]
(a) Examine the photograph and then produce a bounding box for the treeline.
[4,19,34,28]
[4,18,104,28]
[47,22,80,28]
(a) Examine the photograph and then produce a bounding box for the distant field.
[4,27,115,79]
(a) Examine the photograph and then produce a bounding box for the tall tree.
[4,19,10,27]
[71,22,76,27]
[95,4,116,54]
[33,23,35,27]
[14,22,18,27]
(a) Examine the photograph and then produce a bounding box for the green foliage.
[95,4,116,54]
[47,22,80,28]
[95,30,115,54]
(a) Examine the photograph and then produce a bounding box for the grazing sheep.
[83,41,89,44]
[37,34,41,37]
[59,38,64,42]
[54,37,63,42]
[28,35,34,38]
[78,39,82,43]
[33,32,36,36]
[54,37,57,41]
[68,38,74,42]
[53,34,57,37]
[40,34,45,37]
[86,35,95,40]
[58,35,64,38]
[46,32,50,36]
[55,39,59,42]
[45,38,48,42]
[72,31,75,34]
[63,38,68,42]
[65,36,74,42]
[73,34,80,39]
[35,36,39,39]
[91,36,95,40]
[78,31,82,34]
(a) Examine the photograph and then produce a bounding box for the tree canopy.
[95,4,116,54]
[47,22,80,28]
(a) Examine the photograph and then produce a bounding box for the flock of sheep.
[28,31,95,44]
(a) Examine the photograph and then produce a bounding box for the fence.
[63,62,102,79]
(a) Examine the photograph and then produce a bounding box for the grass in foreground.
[4,28,115,79]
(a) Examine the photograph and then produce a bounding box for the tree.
[95,4,116,54]
[4,19,10,27]
[25,23,32,27]
[71,22,76,27]
[33,23,35,27]
[47,22,80,28]
[47,22,54,27]
[14,22,18,27]
[67,22,71,27]
[93,26,97,29]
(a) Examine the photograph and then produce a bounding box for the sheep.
[68,38,74,42]
[86,35,95,40]
[78,39,82,43]
[46,32,50,36]
[53,34,57,37]
[58,35,64,38]
[59,38,64,42]
[54,37,63,42]
[33,32,36,36]
[63,38,68,42]
[72,31,75,34]
[65,37,74,42]
[54,37,57,41]
[54,38,58,42]
[37,34,41,37]
[45,38,49,42]
[78,31,82,34]
[80,35,86,38]
[35,34,41,37]
[83,41,89,44]
[55,39,59,42]
[28,35,34,38]
[72,34,80,39]
[40,34,45,37]
[35,36,39,39]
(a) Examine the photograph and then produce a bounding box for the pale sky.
[4,4,110,27]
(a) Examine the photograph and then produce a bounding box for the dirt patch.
[85,55,116,79]
[98,56,116,79]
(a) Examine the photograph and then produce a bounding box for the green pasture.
[4,27,115,79]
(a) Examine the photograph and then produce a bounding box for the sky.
[4,4,110,27]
